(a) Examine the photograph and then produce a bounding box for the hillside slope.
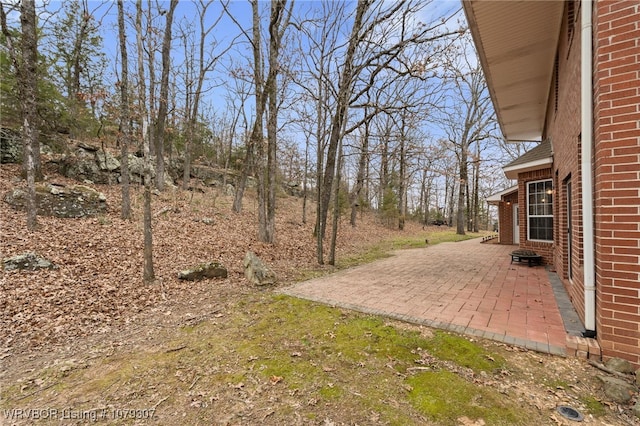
[0,163,425,355]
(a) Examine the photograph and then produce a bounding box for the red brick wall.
[546,0,587,332]
[515,169,554,264]
[593,0,640,367]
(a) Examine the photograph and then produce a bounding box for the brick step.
[566,335,601,362]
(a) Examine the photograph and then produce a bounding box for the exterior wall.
[515,169,554,264]
[592,0,640,366]
[497,192,518,244]
[546,0,587,331]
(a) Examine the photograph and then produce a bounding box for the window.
[527,180,553,241]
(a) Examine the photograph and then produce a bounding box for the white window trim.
[526,179,554,242]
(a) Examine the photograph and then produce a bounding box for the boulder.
[634,401,640,421]
[59,145,115,184]
[95,149,120,172]
[178,262,228,281]
[284,181,302,197]
[596,375,637,404]
[190,164,226,182]
[243,251,276,286]
[4,183,107,218]
[605,357,636,375]
[125,154,160,185]
[3,252,56,271]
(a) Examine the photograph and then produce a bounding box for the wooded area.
[0,0,532,272]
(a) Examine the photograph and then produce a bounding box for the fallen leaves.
[1,162,420,357]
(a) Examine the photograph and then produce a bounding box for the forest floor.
[1,162,638,425]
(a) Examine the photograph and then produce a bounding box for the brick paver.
[282,238,568,356]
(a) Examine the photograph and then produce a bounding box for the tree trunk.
[328,138,343,265]
[117,0,131,220]
[318,0,368,246]
[447,169,456,227]
[473,146,481,232]
[302,136,309,224]
[146,6,156,158]
[16,0,39,230]
[182,125,192,190]
[142,119,154,283]
[234,1,266,215]
[136,0,154,283]
[154,0,177,191]
[232,138,253,213]
[456,144,468,235]
[262,0,286,244]
[397,119,407,231]
[349,120,369,227]
[379,121,390,215]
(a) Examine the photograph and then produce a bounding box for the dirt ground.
[1,162,638,425]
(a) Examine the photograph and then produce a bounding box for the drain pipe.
[581,0,596,336]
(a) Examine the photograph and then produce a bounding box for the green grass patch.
[0,295,544,425]
[407,370,529,425]
[421,331,507,373]
[581,395,607,417]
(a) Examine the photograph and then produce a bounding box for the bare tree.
[153,0,177,191]
[135,0,154,283]
[314,0,460,263]
[180,0,228,189]
[438,33,496,235]
[349,118,369,227]
[289,0,347,261]
[261,0,293,243]
[116,0,131,219]
[1,0,39,230]
[316,0,367,260]
[223,0,292,243]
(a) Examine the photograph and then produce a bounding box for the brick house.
[465,0,639,366]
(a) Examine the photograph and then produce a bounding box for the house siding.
[592,0,640,366]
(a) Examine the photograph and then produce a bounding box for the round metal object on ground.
[556,405,584,422]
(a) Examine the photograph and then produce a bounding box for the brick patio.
[282,238,585,357]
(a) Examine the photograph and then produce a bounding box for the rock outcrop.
[178,262,228,281]
[3,252,56,271]
[4,183,107,218]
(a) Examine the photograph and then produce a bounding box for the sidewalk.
[282,238,580,356]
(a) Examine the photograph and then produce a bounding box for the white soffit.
[486,185,518,204]
[503,157,554,180]
[462,0,564,142]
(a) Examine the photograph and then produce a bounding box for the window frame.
[526,179,554,242]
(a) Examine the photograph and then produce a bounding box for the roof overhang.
[486,185,518,205]
[462,0,564,142]
[503,157,553,180]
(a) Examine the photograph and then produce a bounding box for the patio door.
[513,204,520,244]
